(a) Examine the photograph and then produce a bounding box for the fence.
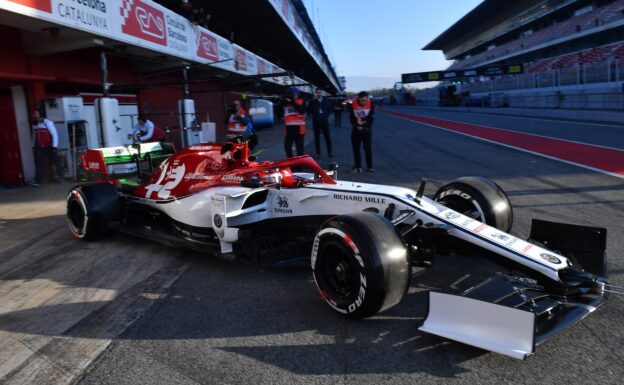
[482,91,624,110]
[463,59,624,94]
[412,58,624,110]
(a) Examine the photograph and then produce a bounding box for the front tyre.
[433,176,513,233]
[311,212,410,319]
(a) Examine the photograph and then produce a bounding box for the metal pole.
[183,66,190,98]
[100,52,110,97]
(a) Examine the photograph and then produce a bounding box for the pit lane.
[1,107,622,384]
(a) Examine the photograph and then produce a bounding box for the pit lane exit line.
[382,110,624,180]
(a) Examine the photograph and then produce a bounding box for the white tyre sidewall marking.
[311,227,367,314]
[438,189,486,222]
[67,190,88,239]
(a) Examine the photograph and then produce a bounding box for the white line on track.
[388,111,624,152]
[387,114,624,181]
[407,108,624,128]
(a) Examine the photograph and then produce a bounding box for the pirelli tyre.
[433,176,513,233]
[66,183,120,240]
[311,212,411,319]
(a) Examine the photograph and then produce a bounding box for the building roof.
[423,0,543,52]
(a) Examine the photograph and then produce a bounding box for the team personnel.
[131,116,155,142]
[308,88,333,158]
[31,109,63,186]
[282,87,307,158]
[349,91,375,173]
[227,99,249,135]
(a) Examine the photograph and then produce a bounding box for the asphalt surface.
[64,107,624,385]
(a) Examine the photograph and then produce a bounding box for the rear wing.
[81,142,176,176]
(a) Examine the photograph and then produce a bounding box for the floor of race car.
[0,108,622,385]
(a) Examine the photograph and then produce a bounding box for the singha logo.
[277,196,289,208]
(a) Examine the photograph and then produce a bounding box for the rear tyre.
[433,176,513,233]
[66,183,120,240]
[311,212,410,319]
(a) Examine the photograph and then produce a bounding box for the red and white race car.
[67,140,608,359]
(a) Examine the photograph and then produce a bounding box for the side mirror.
[326,162,339,181]
[327,162,339,171]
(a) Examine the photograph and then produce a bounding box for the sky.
[303,0,483,91]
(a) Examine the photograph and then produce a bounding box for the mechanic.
[349,91,375,173]
[282,87,307,158]
[131,116,165,143]
[226,99,249,135]
[31,109,63,186]
[308,88,334,158]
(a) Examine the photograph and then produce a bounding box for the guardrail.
[463,59,624,93]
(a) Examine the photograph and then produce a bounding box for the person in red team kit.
[31,109,63,186]
[227,99,249,135]
[349,91,375,172]
[282,87,307,158]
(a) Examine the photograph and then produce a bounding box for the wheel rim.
[68,199,85,234]
[317,240,360,303]
[439,196,484,222]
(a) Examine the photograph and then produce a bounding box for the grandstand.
[422,0,624,109]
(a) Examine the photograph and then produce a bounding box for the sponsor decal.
[333,194,361,202]
[88,161,100,170]
[509,276,542,289]
[473,223,487,233]
[438,189,473,201]
[120,0,167,46]
[235,48,247,72]
[8,0,52,13]
[216,39,232,68]
[274,195,292,214]
[184,172,214,181]
[522,244,533,253]
[491,232,511,242]
[272,64,279,82]
[491,232,518,246]
[211,160,222,170]
[443,211,460,220]
[257,59,266,75]
[57,0,109,31]
[333,194,386,204]
[196,30,218,61]
[166,13,188,53]
[540,252,562,264]
[461,218,475,226]
[222,175,243,182]
[189,145,218,151]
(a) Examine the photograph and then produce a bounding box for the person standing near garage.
[282,87,307,158]
[349,91,375,173]
[131,116,155,142]
[226,99,249,135]
[309,88,333,158]
[31,109,63,186]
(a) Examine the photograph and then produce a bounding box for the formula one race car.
[66,140,608,359]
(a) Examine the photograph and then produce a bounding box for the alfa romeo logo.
[540,252,561,264]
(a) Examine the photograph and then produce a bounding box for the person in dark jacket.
[349,91,375,172]
[308,88,333,158]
